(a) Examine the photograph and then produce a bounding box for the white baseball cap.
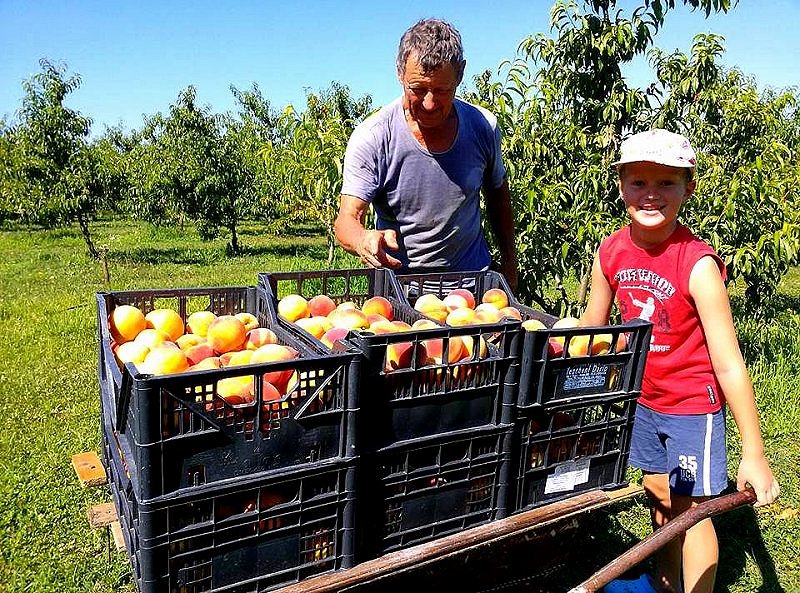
[613,129,697,170]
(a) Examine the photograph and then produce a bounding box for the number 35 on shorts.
[678,454,698,481]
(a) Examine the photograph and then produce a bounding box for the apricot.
[308,294,337,317]
[235,312,259,332]
[206,315,247,354]
[362,296,394,321]
[176,333,205,351]
[244,327,279,350]
[186,310,217,337]
[482,288,509,310]
[145,308,185,342]
[109,304,147,344]
[277,294,310,322]
[134,328,171,350]
[140,345,189,375]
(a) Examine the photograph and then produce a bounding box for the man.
[334,18,518,290]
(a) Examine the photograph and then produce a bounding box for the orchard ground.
[0,218,797,592]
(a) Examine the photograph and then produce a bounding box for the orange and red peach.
[145,308,185,342]
[277,294,310,322]
[234,312,259,332]
[244,327,279,350]
[206,315,247,354]
[186,310,217,337]
[308,294,337,317]
[482,288,509,310]
[362,296,394,320]
[140,345,189,375]
[448,288,476,309]
[185,342,217,366]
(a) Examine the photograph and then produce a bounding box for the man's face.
[399,54,461,130]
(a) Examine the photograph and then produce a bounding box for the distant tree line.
[1,0,798,314]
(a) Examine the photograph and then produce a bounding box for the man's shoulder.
[455,98,498,129]
[353,98,403,136]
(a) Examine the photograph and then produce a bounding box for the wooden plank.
[72,451,107,487]
[88,502,117,528]
[110,521,126,552]
[275,485,644,593]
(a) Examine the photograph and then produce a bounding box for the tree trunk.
[227,223,240,256]
[328,235,335,266]
[78,214,101,260]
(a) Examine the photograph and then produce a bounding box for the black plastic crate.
[347,320,520,451]
[517,318,652,409]
[513,395,637,513]
[101,413,356,593]
[96,286,359,501]
[357,425,513,559]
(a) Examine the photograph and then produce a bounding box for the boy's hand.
[737,454,780,506]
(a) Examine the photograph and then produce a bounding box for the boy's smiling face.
[618,161,696,246]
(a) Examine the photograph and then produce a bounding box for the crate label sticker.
[562,363,609,392]
[545,458,592,494]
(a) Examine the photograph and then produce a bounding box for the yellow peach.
[184,342,217,366]
[277,294,310,322]
[522,319,547,331]
[295,316,330,339]
[446,307,477,326]
[235,312,259,332]
[186,310,217,337]
[134,328,171,350]
[442,293,470,312]
[176,333,205,351]
[362,296,394,321]
[109,304,147,344]
[140,345,189,375]
[244,327,279,350]
[114,341,150,368]
[482,288,509,310]
[145,308,185,342]
[216,377,254,405]
[448,288,476,309]
[206,315,247,354]
[308,294,337,317]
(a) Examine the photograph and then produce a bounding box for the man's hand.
[737,454,780,507]
[499,255,518,292]
[357,229,402,269]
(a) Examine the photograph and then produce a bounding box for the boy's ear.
[684,179,697,199]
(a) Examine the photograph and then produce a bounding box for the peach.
[261,380,282,402]
[320,327,350,349]
[206,315,247,354]
[366,313,389,327]
[590,332,628,355]
[140,345,189,375]
[251,344,299,392]
[567,334,591,357]
[369,320,399,335]
[188,357,222,372]
[448,288,476,309]
[548,337,565,358]
[218,351,236,366]
[550,316,580,348]
[499,306,522,320]
[475,307,502,324]
[134,328,171,350]
[217,376,254,405]
[225,349,255,367]
[328,308,369,330]
[362,296,393,321]
[336,301,358,311]
[176,333,205,351]
[415,293,446,314]
[522,319,547,331]
[235,312,259,332]
[391,320,412,332]
[277,294,310,322]
[462,335,489,360]
[185,342,217,366]
[442,293,470,312]
[446,307,477,326]
[186,310,217,337]
[308,294,337,317]
[145,308,185,342]
[411,319,440,330]
[482,288,509,310]
[244,327,279,350]
[295,316,331,339]
[422,336,466,364]
[384,341,421,372]
[114,341,150,368]
[109,304,147,344]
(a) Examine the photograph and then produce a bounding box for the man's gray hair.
[396,18,465,79]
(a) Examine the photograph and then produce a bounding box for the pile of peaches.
[107,305,299,404]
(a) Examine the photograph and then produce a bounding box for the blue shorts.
[629,404,728,497]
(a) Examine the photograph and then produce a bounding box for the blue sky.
[1,1,798,134]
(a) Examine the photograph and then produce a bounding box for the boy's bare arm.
[581,253,614,326]
[689,256,780,506]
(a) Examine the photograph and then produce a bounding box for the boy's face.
[618,162,695,236]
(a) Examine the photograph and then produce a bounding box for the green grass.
[0,220,797,593]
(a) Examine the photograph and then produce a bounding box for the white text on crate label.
[545,458,591,494]
[563,363,609,391]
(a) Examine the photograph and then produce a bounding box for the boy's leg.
[670,494,717,593]
[642,473,681,593]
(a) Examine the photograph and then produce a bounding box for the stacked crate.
[96,286,359,593]
[258,269,517,559]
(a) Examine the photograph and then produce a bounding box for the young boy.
[581,129,779,593]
